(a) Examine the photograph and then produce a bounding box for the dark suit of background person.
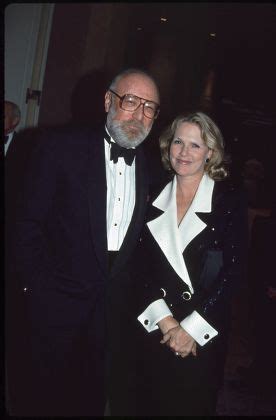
[10,69,160,416]
[4,101,33,414]
[4,101,22,226]
[120,113,248,416]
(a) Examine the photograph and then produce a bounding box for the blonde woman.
[126,112,248,416]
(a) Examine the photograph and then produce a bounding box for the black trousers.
[7,299,106,416]
[106,255,140,416]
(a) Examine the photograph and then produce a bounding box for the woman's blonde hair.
[159,111,228,180]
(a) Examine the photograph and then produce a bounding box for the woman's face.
[169,122,212,179]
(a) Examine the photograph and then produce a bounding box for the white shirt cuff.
[180,310,218,346]
[137,299,173,332]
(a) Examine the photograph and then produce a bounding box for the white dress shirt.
[105,129,136,251]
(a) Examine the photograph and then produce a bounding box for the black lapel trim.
[146,205,164,223]
[145,182,169,223]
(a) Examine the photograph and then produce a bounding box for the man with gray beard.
[104,69,160,415]
[11,68,160,416]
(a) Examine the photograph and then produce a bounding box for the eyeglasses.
[109,89,160,119]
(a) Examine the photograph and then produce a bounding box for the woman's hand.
[160,325,197,358]
[157,315,179,335]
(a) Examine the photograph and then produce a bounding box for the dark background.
[38,3,276,189]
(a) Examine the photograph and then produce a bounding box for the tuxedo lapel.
[147,174,214,292]
[147,178,194,292]
[178,174,214,251]
[87,127,108,276]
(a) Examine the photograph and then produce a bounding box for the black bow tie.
[105,132,136,166]
[5,135,9,144]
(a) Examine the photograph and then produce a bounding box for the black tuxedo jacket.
[5,129,38,230]
[5,131,25,225]
[5,128,40,412]
[134,178,249,338]
[13,124,148,332]
[9,124,149,414]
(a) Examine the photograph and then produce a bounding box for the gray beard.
[106,108,151,149]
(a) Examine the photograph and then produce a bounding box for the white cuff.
[137,299,173,332]
[180,310,218,346]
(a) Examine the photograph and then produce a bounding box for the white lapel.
[147,174,214,292]
[178,174,214,251]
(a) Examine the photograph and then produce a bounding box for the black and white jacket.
[135,174,248,347]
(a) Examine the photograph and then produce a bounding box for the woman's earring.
[205,158,210,163]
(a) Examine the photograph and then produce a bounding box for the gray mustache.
[122,120,144,130]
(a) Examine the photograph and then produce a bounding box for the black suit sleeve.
[12,132,60,291]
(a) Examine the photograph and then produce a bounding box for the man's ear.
[104,91,111,113]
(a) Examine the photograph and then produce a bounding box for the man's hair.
[159,111,228,180]
[108,68,159,99]
[5,100,21,120]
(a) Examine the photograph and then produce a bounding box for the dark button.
[144,319,149,325]
[204,334,210,340]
